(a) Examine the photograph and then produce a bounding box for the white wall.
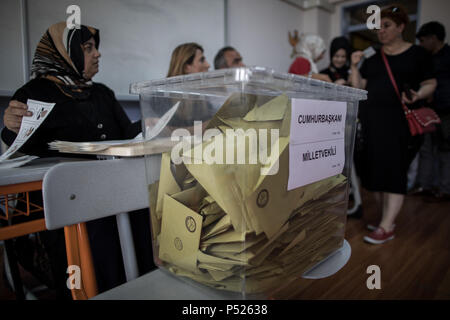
[1,0,225,98]
[227,0,303,73]
[0,0,26,95]
[420,0,450,40]
[4,0,449,98]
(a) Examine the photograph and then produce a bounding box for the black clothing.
[432,44,450,115]
[1,78,140,155]
[358,45,434,194]
[320,65,349,83]
[1,78,154,297]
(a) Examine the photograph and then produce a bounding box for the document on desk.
[48,101,181,156]
[0,99,55,165]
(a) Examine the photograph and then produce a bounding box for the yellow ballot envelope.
[159,194,203,272]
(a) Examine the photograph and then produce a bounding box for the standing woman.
[2,22,153,297]
[288,34,332,82]
[320,36,352,85]
[350,5,437,244]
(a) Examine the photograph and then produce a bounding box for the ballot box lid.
[130,66,367,102]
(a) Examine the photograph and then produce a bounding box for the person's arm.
[1,86,56,157]
[334,79,347,85]
[310,73,332,82]
[101,85,142,139]
[402,78,437,104]
[349,51,367,90]
[403,47,437,105]
[1,86,34,146]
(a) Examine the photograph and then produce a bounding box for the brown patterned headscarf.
[30,22,100,99]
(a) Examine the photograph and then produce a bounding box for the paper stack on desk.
[48,101,181,157]
[149,93,348,295]
[48,137,178,157]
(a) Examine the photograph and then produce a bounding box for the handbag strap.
[380,48,411,114]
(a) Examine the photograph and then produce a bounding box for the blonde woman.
[167,42,210,77]
[143,43,213,137]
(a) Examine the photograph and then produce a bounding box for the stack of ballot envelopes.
[149,92,348,295]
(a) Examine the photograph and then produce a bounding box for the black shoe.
[348,206,363,219]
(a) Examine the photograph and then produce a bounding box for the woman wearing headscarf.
[2,22,140,153]
[288,34,331,82]
[320,36,352,85]
[2,22,154,298]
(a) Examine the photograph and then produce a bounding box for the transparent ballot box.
[130,67,367,298]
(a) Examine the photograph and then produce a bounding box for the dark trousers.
[417,132,450,194]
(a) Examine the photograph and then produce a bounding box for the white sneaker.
[367,223,396,231]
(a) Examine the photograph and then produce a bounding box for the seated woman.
[2,22,154,297]
[167,42,211,77]
[288,34,332,82]
[143,43,213,137]
[320,36,352,85]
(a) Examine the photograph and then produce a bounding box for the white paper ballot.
[288,98,346,190]
[0,99,55,162]
[289,98,347,145]
[357,46,376,69]
[0,155,39,169]
[288,139,345,190]
[363,46,376,59]
[144,101,180,140]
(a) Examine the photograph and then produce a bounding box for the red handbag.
[381,49,440,136]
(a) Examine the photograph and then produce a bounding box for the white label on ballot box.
[288,98,347,191]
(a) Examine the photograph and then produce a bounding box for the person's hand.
[351,51,364,67]
[311,73,332,82]
[3,100,33,134]
[335,79,347,86]
[402,89,420,104]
